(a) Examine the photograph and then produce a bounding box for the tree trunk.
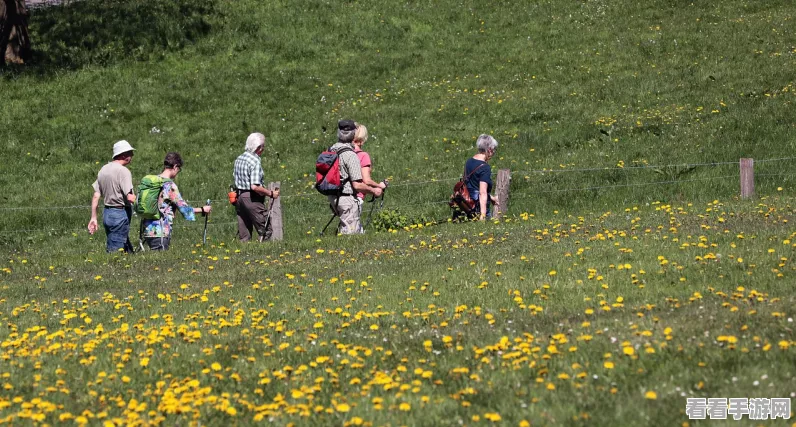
[1,0,30,66]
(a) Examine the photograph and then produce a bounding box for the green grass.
[0,198,794,425]
[1,0,795,424]
[1,0,795,243]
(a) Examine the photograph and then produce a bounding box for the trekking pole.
[363,192,385,230]
[202,199,211,245]
[138,218,145,252]
[363,180,388,231]
[320,193,343,236]
[259,197,275,243]
[319,212,337,236]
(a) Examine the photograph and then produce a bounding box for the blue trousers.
[103,207,133,253]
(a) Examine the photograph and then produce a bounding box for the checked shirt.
[233,151,264,191]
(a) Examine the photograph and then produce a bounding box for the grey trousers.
[236,192,272,242]
[145,236,171,251]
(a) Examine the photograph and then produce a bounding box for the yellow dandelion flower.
[485,412,502,422]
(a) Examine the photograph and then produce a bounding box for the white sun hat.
[112,140,135,158]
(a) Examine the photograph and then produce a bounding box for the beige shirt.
[330,142,362,195]
[92,162,133,208]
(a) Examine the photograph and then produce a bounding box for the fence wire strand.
[1,155,793,235]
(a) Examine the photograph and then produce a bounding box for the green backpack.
[135,175,172,220]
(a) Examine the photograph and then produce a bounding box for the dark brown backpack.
[449,163,485,214]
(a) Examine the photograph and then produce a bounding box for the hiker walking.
[87,140,137,253]
[232,132,279,242]
[138,153,212,251]
[316,120,382,235]
[463,134,500,220]
[352,123,387,232]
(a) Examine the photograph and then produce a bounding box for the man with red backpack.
[316,120,382,234]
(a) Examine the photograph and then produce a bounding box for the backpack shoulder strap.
[334,147,355,192]
[463,162,486,180]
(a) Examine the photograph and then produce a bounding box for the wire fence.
[1,156,793,236]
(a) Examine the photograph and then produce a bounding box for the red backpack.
[315,147,353,195]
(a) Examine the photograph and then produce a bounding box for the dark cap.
[338,119,357,132]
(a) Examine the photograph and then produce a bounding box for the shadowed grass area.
[23,0,216,69]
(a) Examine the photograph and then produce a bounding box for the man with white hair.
[232,132,280,242]
[87,140,137,252]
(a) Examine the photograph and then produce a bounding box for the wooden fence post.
[494,169,511,220]
[268,181,283,240]
[740,158,754,199]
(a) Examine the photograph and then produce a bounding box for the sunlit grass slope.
[1,198,795,425]
[0,0,794,245]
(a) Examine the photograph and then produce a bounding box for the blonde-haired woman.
[353,123,387,231]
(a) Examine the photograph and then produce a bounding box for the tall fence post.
[740,158,754,199]
[268,181,283,240]
[494,169,511,220]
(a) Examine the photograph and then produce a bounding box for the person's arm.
[123,170,136,205]
[361,166,386,190]
[352,180,382,197]
[346,152,381,196]
[251,184,279,199]
[249,162,279,198]
[166,183,198,221]
[479,181,489,220]
[88,190,101,234]
[194,205,212,215]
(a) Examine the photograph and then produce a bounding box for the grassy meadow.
[1,0,795,425]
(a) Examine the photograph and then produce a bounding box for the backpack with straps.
[135,175,172,220]
[449,163,486,214]
[315,147,353,196]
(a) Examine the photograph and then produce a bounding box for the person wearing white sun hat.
[88,140,137,252]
